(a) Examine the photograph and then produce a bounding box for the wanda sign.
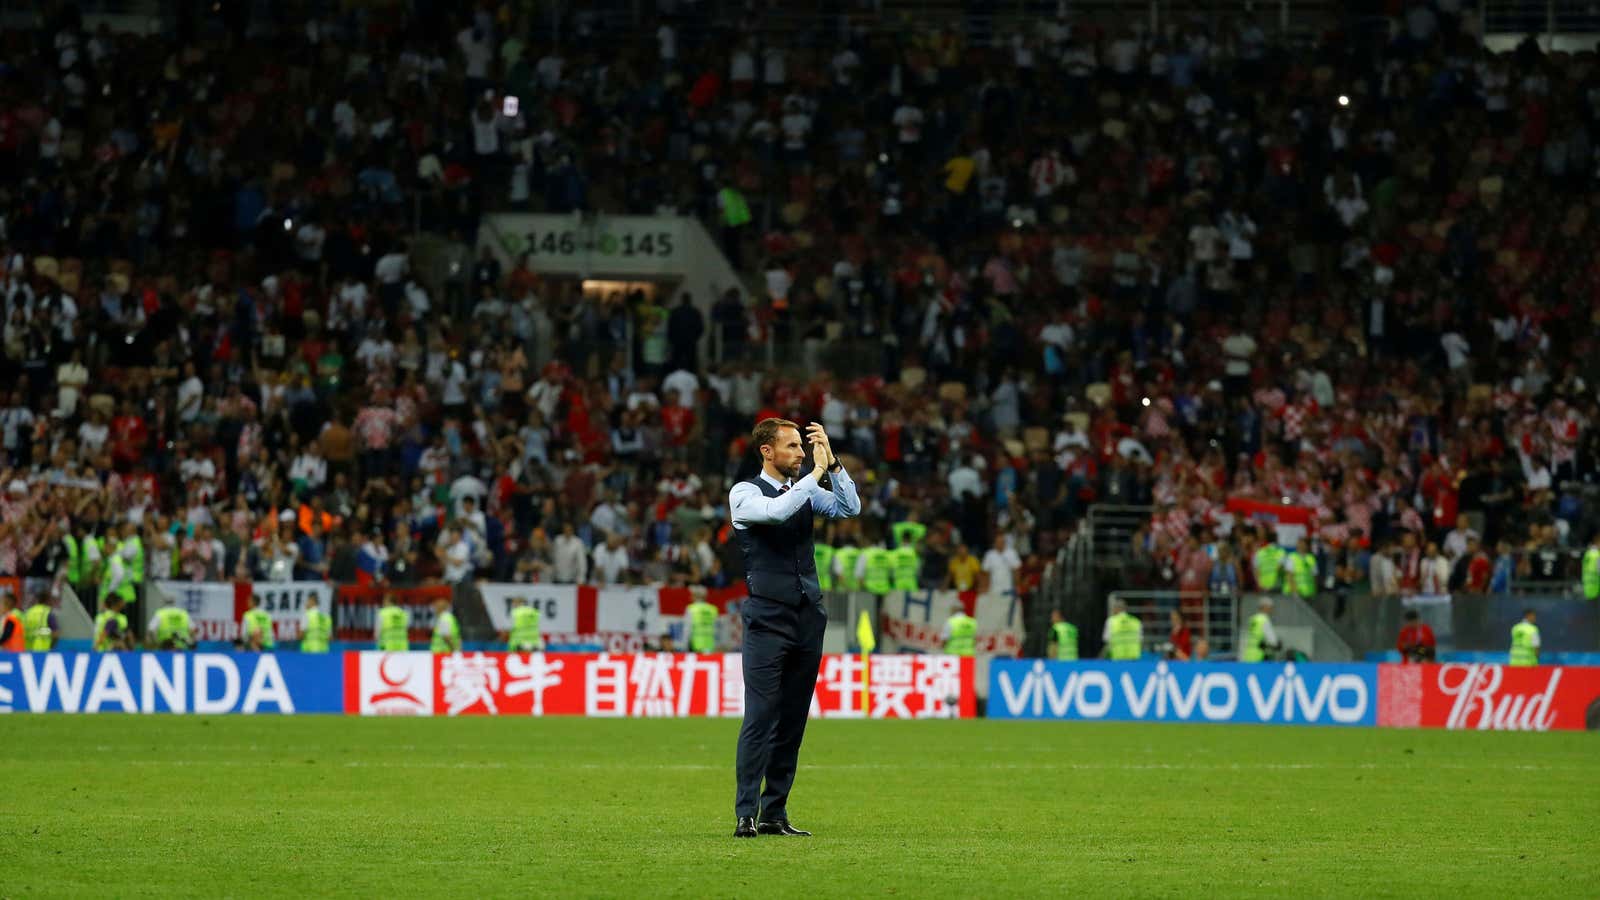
[1378,663,1600,731]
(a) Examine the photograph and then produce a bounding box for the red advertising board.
[1378,663,1600,731]
[344,651,976,719]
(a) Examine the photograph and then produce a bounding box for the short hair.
[751,418,799,453]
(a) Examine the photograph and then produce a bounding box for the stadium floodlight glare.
[1338,94,1350,106]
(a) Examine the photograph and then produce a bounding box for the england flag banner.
[154,581,334,643]
[475,583,747,651]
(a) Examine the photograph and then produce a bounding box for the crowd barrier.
[988,660,1600,731]
[0,652,976,719]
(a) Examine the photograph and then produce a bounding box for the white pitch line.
[109,760,1578,772]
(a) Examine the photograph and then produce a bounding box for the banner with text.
[0,652,343,714]
[155,581,334,643]
[877,590,1024,657]
[1377,662,1600,731]
[476,583,748,652]
[988,660,1378,726]
[334,584,453,643]
[344,651,975,719]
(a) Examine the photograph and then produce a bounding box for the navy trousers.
[734,594,825,820]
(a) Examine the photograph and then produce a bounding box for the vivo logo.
[995,661,1370,725]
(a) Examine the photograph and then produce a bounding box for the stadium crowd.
[0,1,1598,625]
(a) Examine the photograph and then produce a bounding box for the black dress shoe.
[756,820,811,836]
[733,816,759,838]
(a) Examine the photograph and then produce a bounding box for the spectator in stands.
[1396,610,1437,664]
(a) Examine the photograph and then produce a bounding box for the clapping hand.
[805,422,835,470]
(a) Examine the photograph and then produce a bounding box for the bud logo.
[989,660,1374,726]
[358,652,433,716]
[1438,664,1561,731]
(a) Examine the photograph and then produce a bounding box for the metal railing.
[1107,590,1239,659]
[1086,504,1155,566]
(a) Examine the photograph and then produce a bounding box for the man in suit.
[730,417,860,837]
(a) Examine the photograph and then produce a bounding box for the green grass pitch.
[3,716,1596,898]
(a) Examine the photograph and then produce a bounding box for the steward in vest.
[1252,538,1286,593]
[24,595,58,651]
[149,598,195,650]
[814,543,836,590]
[942,602,977,656]
[60,525,94,596]
[100,543,138,611]
[1284,538,1318,598]
[506,596,542,652]
[685,597,718,653]
[860,544,894,596]
[430,596,460,654]
[0,592,24,652]
[890,544,920,592]
[1048,609,1078,661]
[119,529,145,604]
[301,596,333,653]
[1240,598,1280,663]
[891,518,927,549]
[718,184,751,228]
[1102,599,1143,660]
[240,593,275,651]
[1509,609,1540,667]
[93,596,133,652]
[833,541,863,591]
[377,593,411,651]
[1583,534,1600,601]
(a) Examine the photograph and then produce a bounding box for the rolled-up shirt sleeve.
[729,480,817,529]
[809,468,861,519]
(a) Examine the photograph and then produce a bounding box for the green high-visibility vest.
[1107,612,1142,660]
[1253,544,1286,591]
[377,606,410,651]
[242,608,275,649]
[301,609,333,653]
[1509,621,1539,667]
[155,607,192,648]
[1583,547,1599,600]
[686,600,718,653]
[1287,552,1317,598]
[507,605,541,651]
[92,610,128,652]
[1241,612,1270,663]
[862,548,894,595]
[100,556,136,605]
[62,534,86,584]
[891,521,927,548]
[719,187,751,227]
[890,545,920,592]
[431,610,460,654]
[944,613,977,656]
[1051,621,1078,661]
[833,547,862,591]
[24,604,53,651]
[814,545,836,590]
[121,536,145,586]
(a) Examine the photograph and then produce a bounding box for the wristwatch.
[827,459,844,474]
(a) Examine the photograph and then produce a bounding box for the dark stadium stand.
[1,0,1597,657]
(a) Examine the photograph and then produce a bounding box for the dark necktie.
[778,483,790,494]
